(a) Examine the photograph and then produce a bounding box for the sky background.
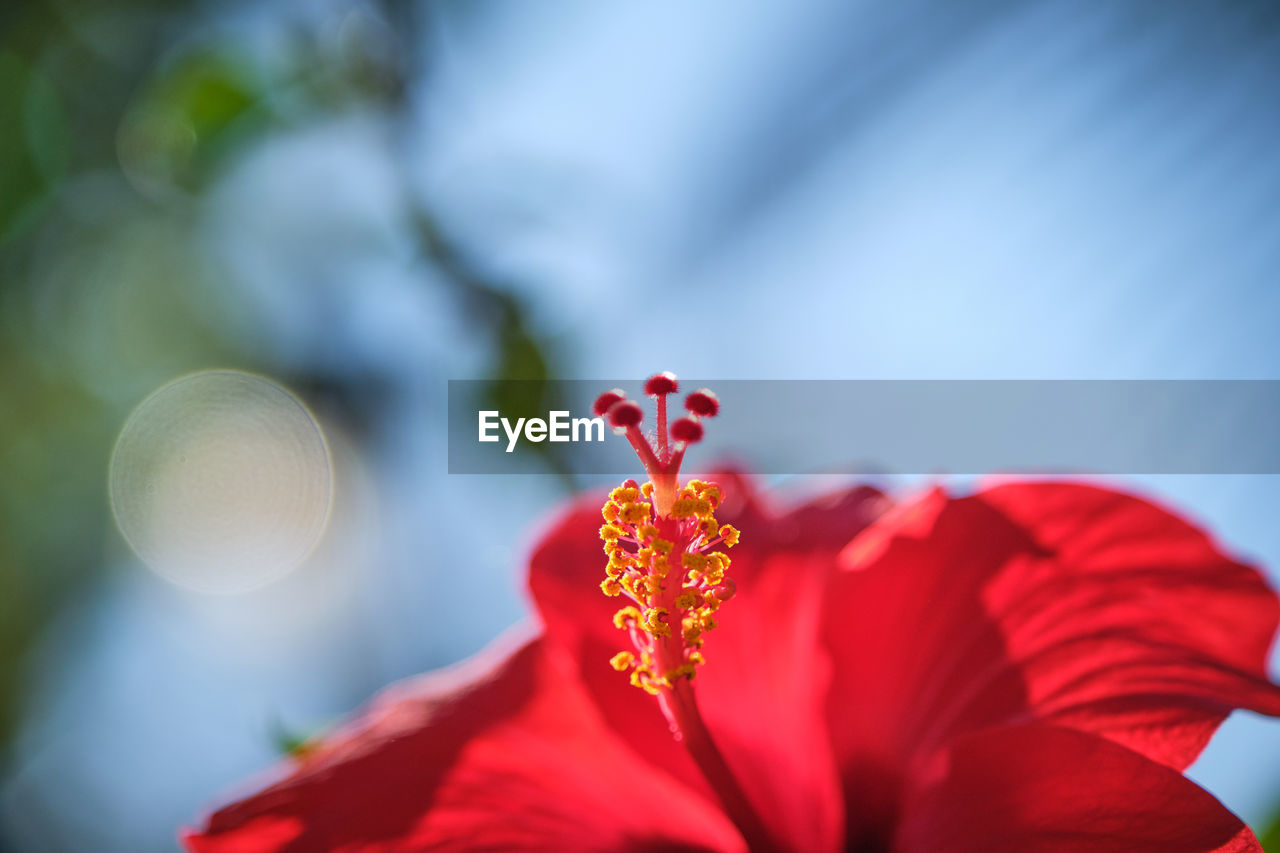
[1,0,1279,850]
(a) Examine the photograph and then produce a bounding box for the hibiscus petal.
[692,548,846,852]
[824,490,1037,838]
[528,475,887,853]
[183,633,743,853]
[975,482,1280,768]
[824,483,1280,836]
[690,481,890,853]
[896,724,1262,853]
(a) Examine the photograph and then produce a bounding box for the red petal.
[975,482,1280,768]
[184,634,743,852]
[823,482,1280,836]
[693,548,845,852]
[528,474,888,852]
[897,724,1261,853]
[824,489,1036,838]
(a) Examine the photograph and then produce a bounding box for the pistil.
[596,374,777,851]
[662,680,781,853]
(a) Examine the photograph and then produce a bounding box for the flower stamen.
[600,467,735,692]
[593,374,779,851]
[596,381,735,694]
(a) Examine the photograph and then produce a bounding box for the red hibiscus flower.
[184,375,1280,852]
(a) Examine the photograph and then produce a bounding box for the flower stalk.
[661,679,782,853]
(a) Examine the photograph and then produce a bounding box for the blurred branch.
[411,210,577,489]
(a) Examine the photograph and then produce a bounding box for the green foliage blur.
[1264,812,1280,853]
[0,0,563,776]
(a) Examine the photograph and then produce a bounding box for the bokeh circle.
[109,370,333,593]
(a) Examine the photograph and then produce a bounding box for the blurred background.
[2,0,1280,849]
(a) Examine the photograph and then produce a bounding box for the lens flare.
[109,370,333,593]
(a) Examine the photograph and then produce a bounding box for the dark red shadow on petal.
[897,724,1261,853]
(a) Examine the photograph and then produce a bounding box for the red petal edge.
[183,631,743,853]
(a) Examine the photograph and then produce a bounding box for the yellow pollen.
[643,607,670,637]
[636,576,662,599]
[681,552,708,571]
[621,502,651,524]
[663,664,697,685]
[674,589,702,609]
[599,454,735,695]
[670,498,698,519]
[652,555,670,578]
[631,669,661,695]
[613,606,642,629]
[611,486,640,503]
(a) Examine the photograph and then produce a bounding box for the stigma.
[595,374,738,693]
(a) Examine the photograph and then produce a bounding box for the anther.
[710,578,737,602]
[718,524,740,547]
[613,606,642,629]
